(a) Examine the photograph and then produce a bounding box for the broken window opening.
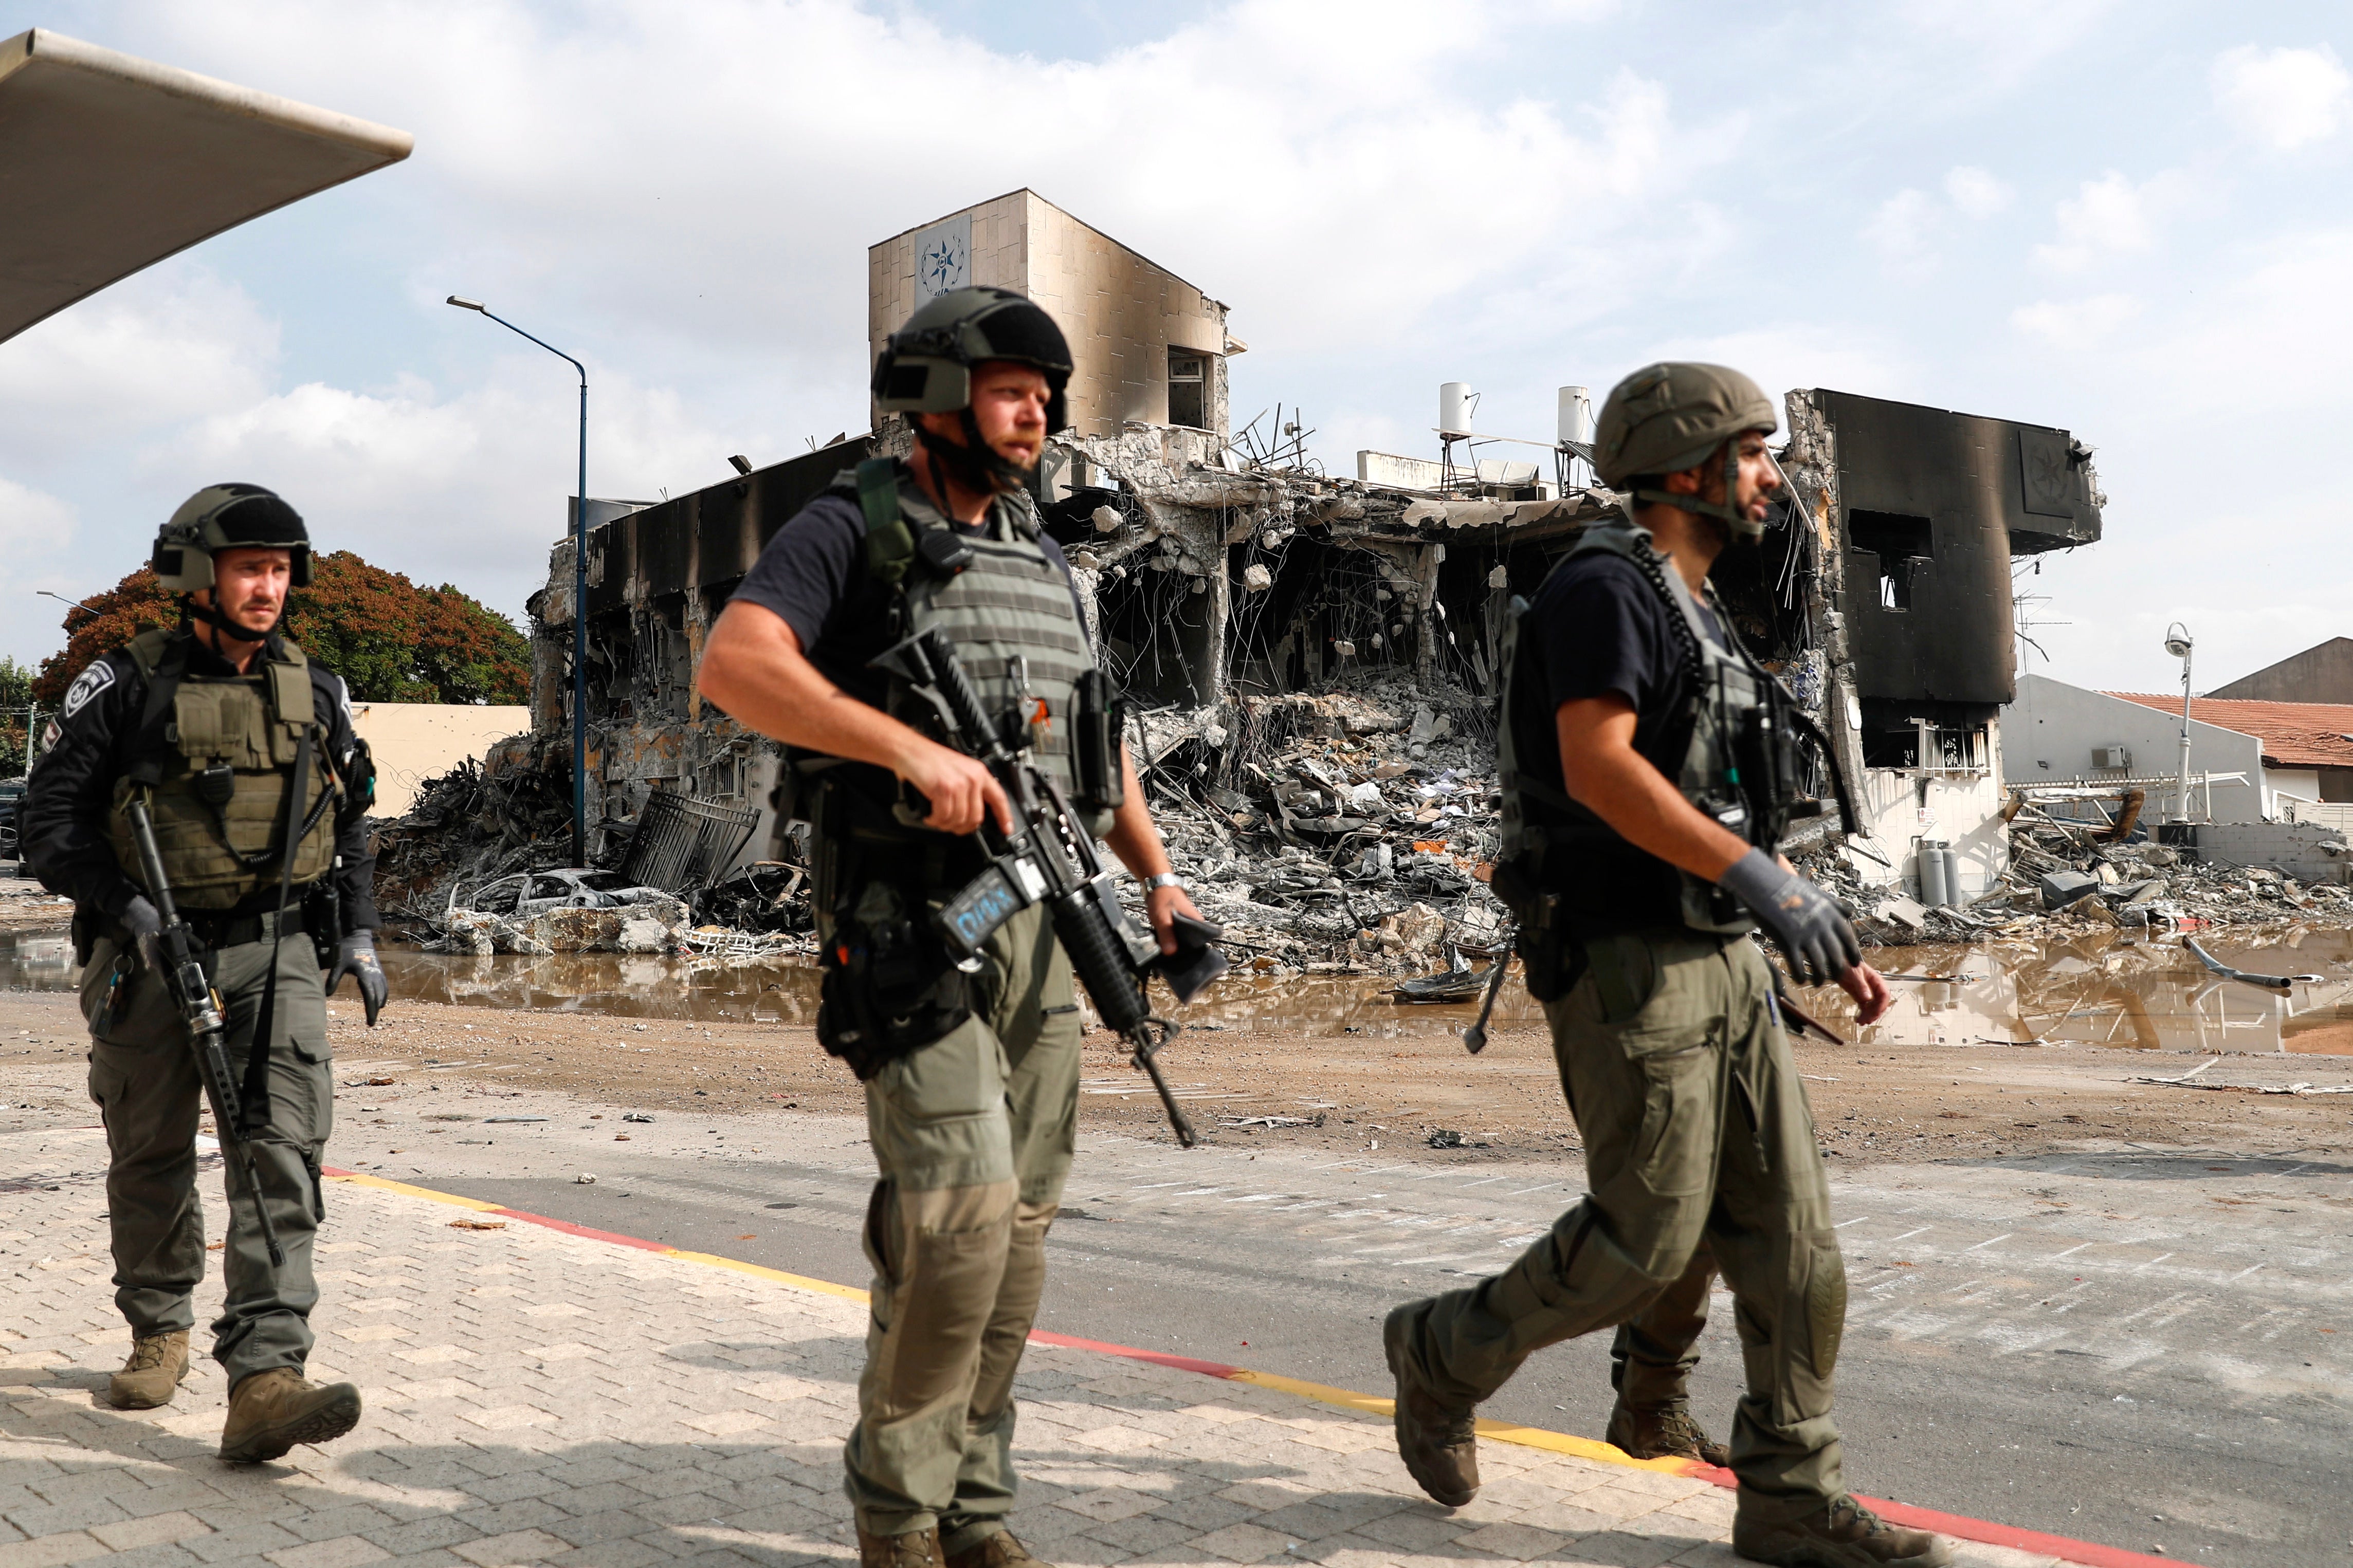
[1847,510,1932,613]
[1168,349,1208,431]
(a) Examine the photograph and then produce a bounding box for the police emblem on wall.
[913,213,971,303]
[61,660,115,718]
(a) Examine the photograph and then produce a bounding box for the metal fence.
[618,790,760,893]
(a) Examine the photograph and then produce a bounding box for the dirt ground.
[6,979,2347,1167]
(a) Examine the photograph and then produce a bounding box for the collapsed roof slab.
[0,27,413,345]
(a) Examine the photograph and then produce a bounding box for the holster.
[809,777,975,1080]
[302,876,345,970]
[1491,854,1588,1003]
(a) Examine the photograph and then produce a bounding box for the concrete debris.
[439,897,689,957]
[1804,802,2353,949]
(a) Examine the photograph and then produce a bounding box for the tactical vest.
[831,458,1118,842]
[1497,522,1783,942]
[106,629,339,910]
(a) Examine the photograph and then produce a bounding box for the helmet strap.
[1633,439,1765,540]
[180,593,277,646]
[915,410,1033,503]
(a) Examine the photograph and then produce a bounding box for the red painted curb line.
[323,1167,2206,1568]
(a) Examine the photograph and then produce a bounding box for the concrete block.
[2038,870,2100,909]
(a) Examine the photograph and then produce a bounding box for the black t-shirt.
[1528,550,1723,777]
[729,484,1090,709]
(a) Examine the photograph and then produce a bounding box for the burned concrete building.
[512,192,2102,941]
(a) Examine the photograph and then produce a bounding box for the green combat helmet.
[871,286,1074,492]
[1592,362,1779,539]
[151,483,312,642]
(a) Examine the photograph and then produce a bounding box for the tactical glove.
[327,932,388,1026]
[1716,848,1860,988]
[119,894,163,973]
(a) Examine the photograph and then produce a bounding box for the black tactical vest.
[1496,522,1786,941]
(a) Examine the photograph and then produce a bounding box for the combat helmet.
[1593,363,1780,539]
[151,483,311,641]
[872,287,1074,495]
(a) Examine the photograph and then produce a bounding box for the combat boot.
[945,1531,1049,1568]
[1607,1397,1729,1467]
[107,1331,190,1410]
[218,1368,362,1463]
[1382,1305,1478,1507]
[857,1526,944,1568]
[1733,1496,1954,1566]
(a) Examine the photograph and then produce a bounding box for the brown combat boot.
[857,1526,945,1568]
[1733,1496,1954,1566]
[1382,1305,1478,1507]
[108,1331,190,1410]
[1607,1397,1730,1467]
[218,1368,362,1463]
[944,1531,1049,1568]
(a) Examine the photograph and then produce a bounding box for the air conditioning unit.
[2091,745,2131,770]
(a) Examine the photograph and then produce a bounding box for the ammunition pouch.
[1072,668,1127,814]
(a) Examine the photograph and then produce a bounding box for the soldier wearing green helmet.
[698,287,1205,1568]
[21,483,385,1463]
[1381,365,1951,1566]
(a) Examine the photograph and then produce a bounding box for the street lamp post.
[2163,623,2194,825]
[447,296,589,869]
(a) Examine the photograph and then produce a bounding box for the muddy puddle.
[10,923,2353,1055]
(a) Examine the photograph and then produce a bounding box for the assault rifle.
[872,626,1221,1147]
[122,797,286,1267]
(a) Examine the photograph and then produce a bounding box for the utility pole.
[2164,623,2194,824]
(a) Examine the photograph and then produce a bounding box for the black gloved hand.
[1716,848,1861,987]
[119,894,163,972]
[327,932,388,1026]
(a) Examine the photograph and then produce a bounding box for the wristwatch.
[1142,871,1184,892]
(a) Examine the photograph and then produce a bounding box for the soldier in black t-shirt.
[699,289,1202,1568]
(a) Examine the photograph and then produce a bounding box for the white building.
[1999,673,2353,823]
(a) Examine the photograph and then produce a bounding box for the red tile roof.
[2105,693,2353,769]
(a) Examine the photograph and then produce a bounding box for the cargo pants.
[843,899,1082,1552]
[79,920,335,1391]
[1387,928,1847,1525]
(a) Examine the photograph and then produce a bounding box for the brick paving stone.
[0,1137,2040,1568]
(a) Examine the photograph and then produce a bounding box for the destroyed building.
[497,193,2104,952]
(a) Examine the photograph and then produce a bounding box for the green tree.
[32,552,531,706]
[0,656,33,776]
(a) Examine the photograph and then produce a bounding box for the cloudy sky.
[6,0,2350,697]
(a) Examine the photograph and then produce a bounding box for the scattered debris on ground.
[1804,797,2353,950]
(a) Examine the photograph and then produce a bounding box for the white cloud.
[143,360,733,614]
[0,269,278,463]
[2031,169,2196,271]
[2211,43,2351,152]
[0,475,80,556]
[1863,188,1940,273]
[2010,293,2142,351]
[1943,165,2013,218]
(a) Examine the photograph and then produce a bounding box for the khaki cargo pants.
[1387,928,1848,1524]
[844,900,1082,1552]
[79,923,334,1391]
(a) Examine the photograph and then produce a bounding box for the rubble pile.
[1131,673,1510,976]
[371,738,575,936]
[1805,803,2353,949]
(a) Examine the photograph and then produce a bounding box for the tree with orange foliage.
[32,551,531,707]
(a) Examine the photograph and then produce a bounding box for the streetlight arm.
[477,308,586,385]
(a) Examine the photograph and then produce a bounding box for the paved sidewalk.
[2,1127,2133,1568]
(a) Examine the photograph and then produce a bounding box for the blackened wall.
[1824,391,2100,708]
[585,439,873,616]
